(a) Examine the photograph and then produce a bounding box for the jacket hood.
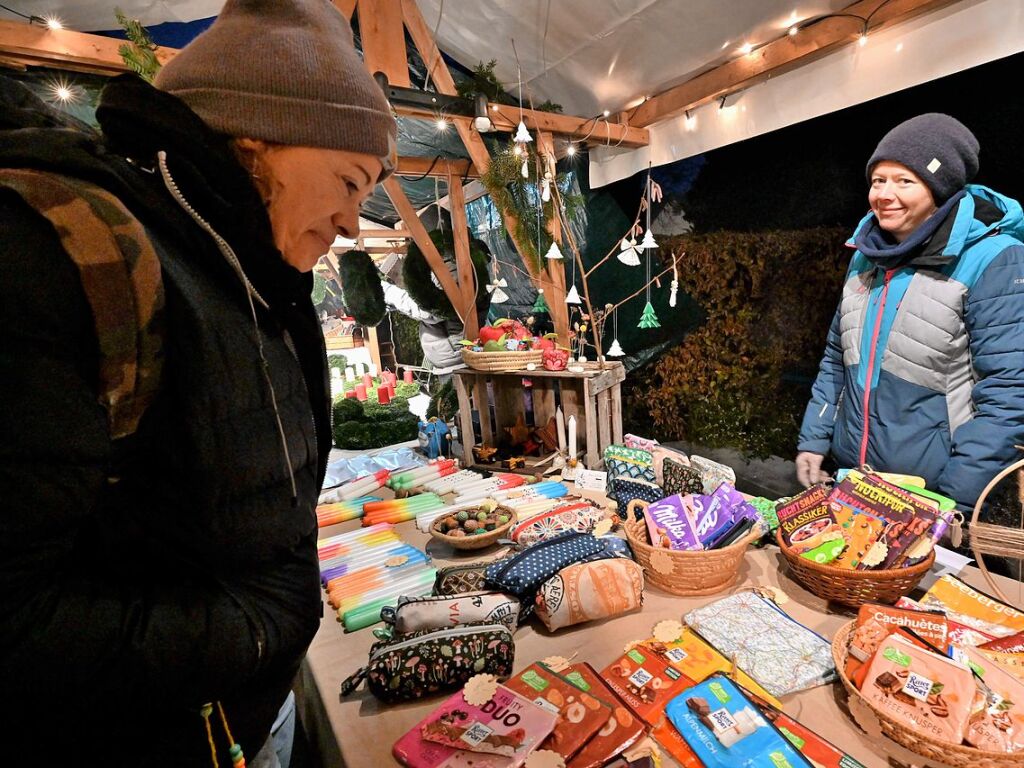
[848,184,1024,268]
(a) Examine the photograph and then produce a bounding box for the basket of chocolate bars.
[775,468,951,607]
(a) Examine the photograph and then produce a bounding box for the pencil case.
[535,558,645,631]
[340,621,515,704]
[378,591,520,637]
[510,501,608,547]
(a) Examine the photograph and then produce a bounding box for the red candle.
[345,390,357,399]
[362,373,373,390]
[354,384,367,401]
[403,369,414,384]
[377,385,391,405]
[387,384,396,399]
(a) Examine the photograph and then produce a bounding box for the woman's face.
[868,161,938,243]
[247,142,382,272]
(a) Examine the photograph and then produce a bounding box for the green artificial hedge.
[340,250,386,326]
[402,229,490,322]
[331,395,420,450]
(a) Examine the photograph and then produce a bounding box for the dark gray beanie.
[866,113,979,204]
[154,0,396,174]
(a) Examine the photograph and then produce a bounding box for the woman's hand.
[795,452,831,487]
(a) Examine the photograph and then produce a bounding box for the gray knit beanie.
[155,0,396,176]
[866,113,979,204]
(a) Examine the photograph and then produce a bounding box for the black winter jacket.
[0,75,330,765]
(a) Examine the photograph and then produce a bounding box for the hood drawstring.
[156,150,298,502]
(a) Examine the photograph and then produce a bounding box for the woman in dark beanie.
[797,113,1024,514]
[0,1,393,765]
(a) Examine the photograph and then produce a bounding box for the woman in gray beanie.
[0,1,394,765]
[797,113,1024,515]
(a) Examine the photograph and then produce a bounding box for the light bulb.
[566,144,577,157]
[859,34,868,47]
[44,15,63,30]
[435,118,449,132]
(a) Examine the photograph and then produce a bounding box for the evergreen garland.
[115,9,161,83]
[402,229,490,321]
[339,250,386,326]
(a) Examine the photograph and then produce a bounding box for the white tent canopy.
[9,0,1023,188]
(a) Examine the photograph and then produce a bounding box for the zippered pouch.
[611,479,664,519]
[604,444,656,499]
[683,591,835,697]
[511,502,608,547]
[688,455,736,495]
[432,555,514,596]
[484,531,607,600]
[661,458,705,498]
[340,621,515,704]
[378,591,520,637]
[535,558,645,631]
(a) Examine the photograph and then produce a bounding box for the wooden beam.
[536,131,570,347]
[356,0,411,87]
[447,169,480,340]
[358,228,411,239]
[396,156,479,179]
[631,0,965,128]
[0,19,177,75]
[382,176,466,324]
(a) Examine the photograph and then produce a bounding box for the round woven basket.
[624,500,756,596]
[832,620,1024,767]
[461,348,543,373]
[429,510,517,551]
[776,530,935,608]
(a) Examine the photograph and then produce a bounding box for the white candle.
[567,415,577,458]
[345,366,355,382]
[556,407,566,451]
[369,363,379,377]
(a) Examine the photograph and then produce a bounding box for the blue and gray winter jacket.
[798,185,1024,510]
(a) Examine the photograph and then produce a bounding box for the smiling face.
[868,161,938,243]
[239,140,382,272]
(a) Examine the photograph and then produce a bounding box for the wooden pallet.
[453,361,625,470]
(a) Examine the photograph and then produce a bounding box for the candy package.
[599,645,697,726]
[978,632,1024,681]
[504,662,612,760]
[649,719,705,768]
[563,663,648,768]
[665,675,813,767]
[963,646,1024,752]
[688,484,760,547]
[684,591,835,697]
[896,595,998,647]
[919,575,1024,640]
[846,603,949,686]
[776,484,841,558]
[828,503,883,570]
[393,684,557,767]
[861,633,975,746]
[643,495,702,551]
[643,629,782,709]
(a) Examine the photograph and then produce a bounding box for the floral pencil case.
[378,591,521,637]
[688,455,737,495]
[604,444,656,499]
[340,621,515,704]
[661,458,704,497]
[683,591,835,698]
[511,501,609,547]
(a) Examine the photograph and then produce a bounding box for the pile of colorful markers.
[315,495,380,528]
[385,459,458,492]
[361,493,446,526]
[317,523,435,632]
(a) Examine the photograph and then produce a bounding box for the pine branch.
[115,8,161,83]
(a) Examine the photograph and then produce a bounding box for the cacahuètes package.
[642,629,782,710]
[896,595,998,647]
[861,632,975,746]
[563,663,648,768]
[504,662,612,760]
[684,591,835,697]
[340,621,515,704]
[600,645,697,726]
[393,684,558,767]
[379,592,521,636]
[665,674,813,767]
[846,603,949,686]
[534,558,644,632]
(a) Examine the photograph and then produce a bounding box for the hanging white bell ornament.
[669,279,678,308]
[521,159,529,178]
[544,241,564,260]
[606,338,625,357]
[640,228,659,250]
[541,177,551,202]
[487,278,509,304]
[565,284,582,304]
[514,120,533,144]
[618,236,641,266]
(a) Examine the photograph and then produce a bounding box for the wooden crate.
[453,361,625,471]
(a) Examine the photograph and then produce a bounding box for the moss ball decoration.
[402,229,491,321]
[339,250,386,326]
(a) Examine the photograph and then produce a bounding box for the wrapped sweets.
[777,484,843,561]
[643,484,758,551]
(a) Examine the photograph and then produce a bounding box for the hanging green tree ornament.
[638,301,660,329]
[532,289,550,314]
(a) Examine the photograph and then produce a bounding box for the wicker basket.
[624,500,757,596]
[461,348,543,373]
[429,510,517,551]
[776,530,935,608]
[832,620,1024,767]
